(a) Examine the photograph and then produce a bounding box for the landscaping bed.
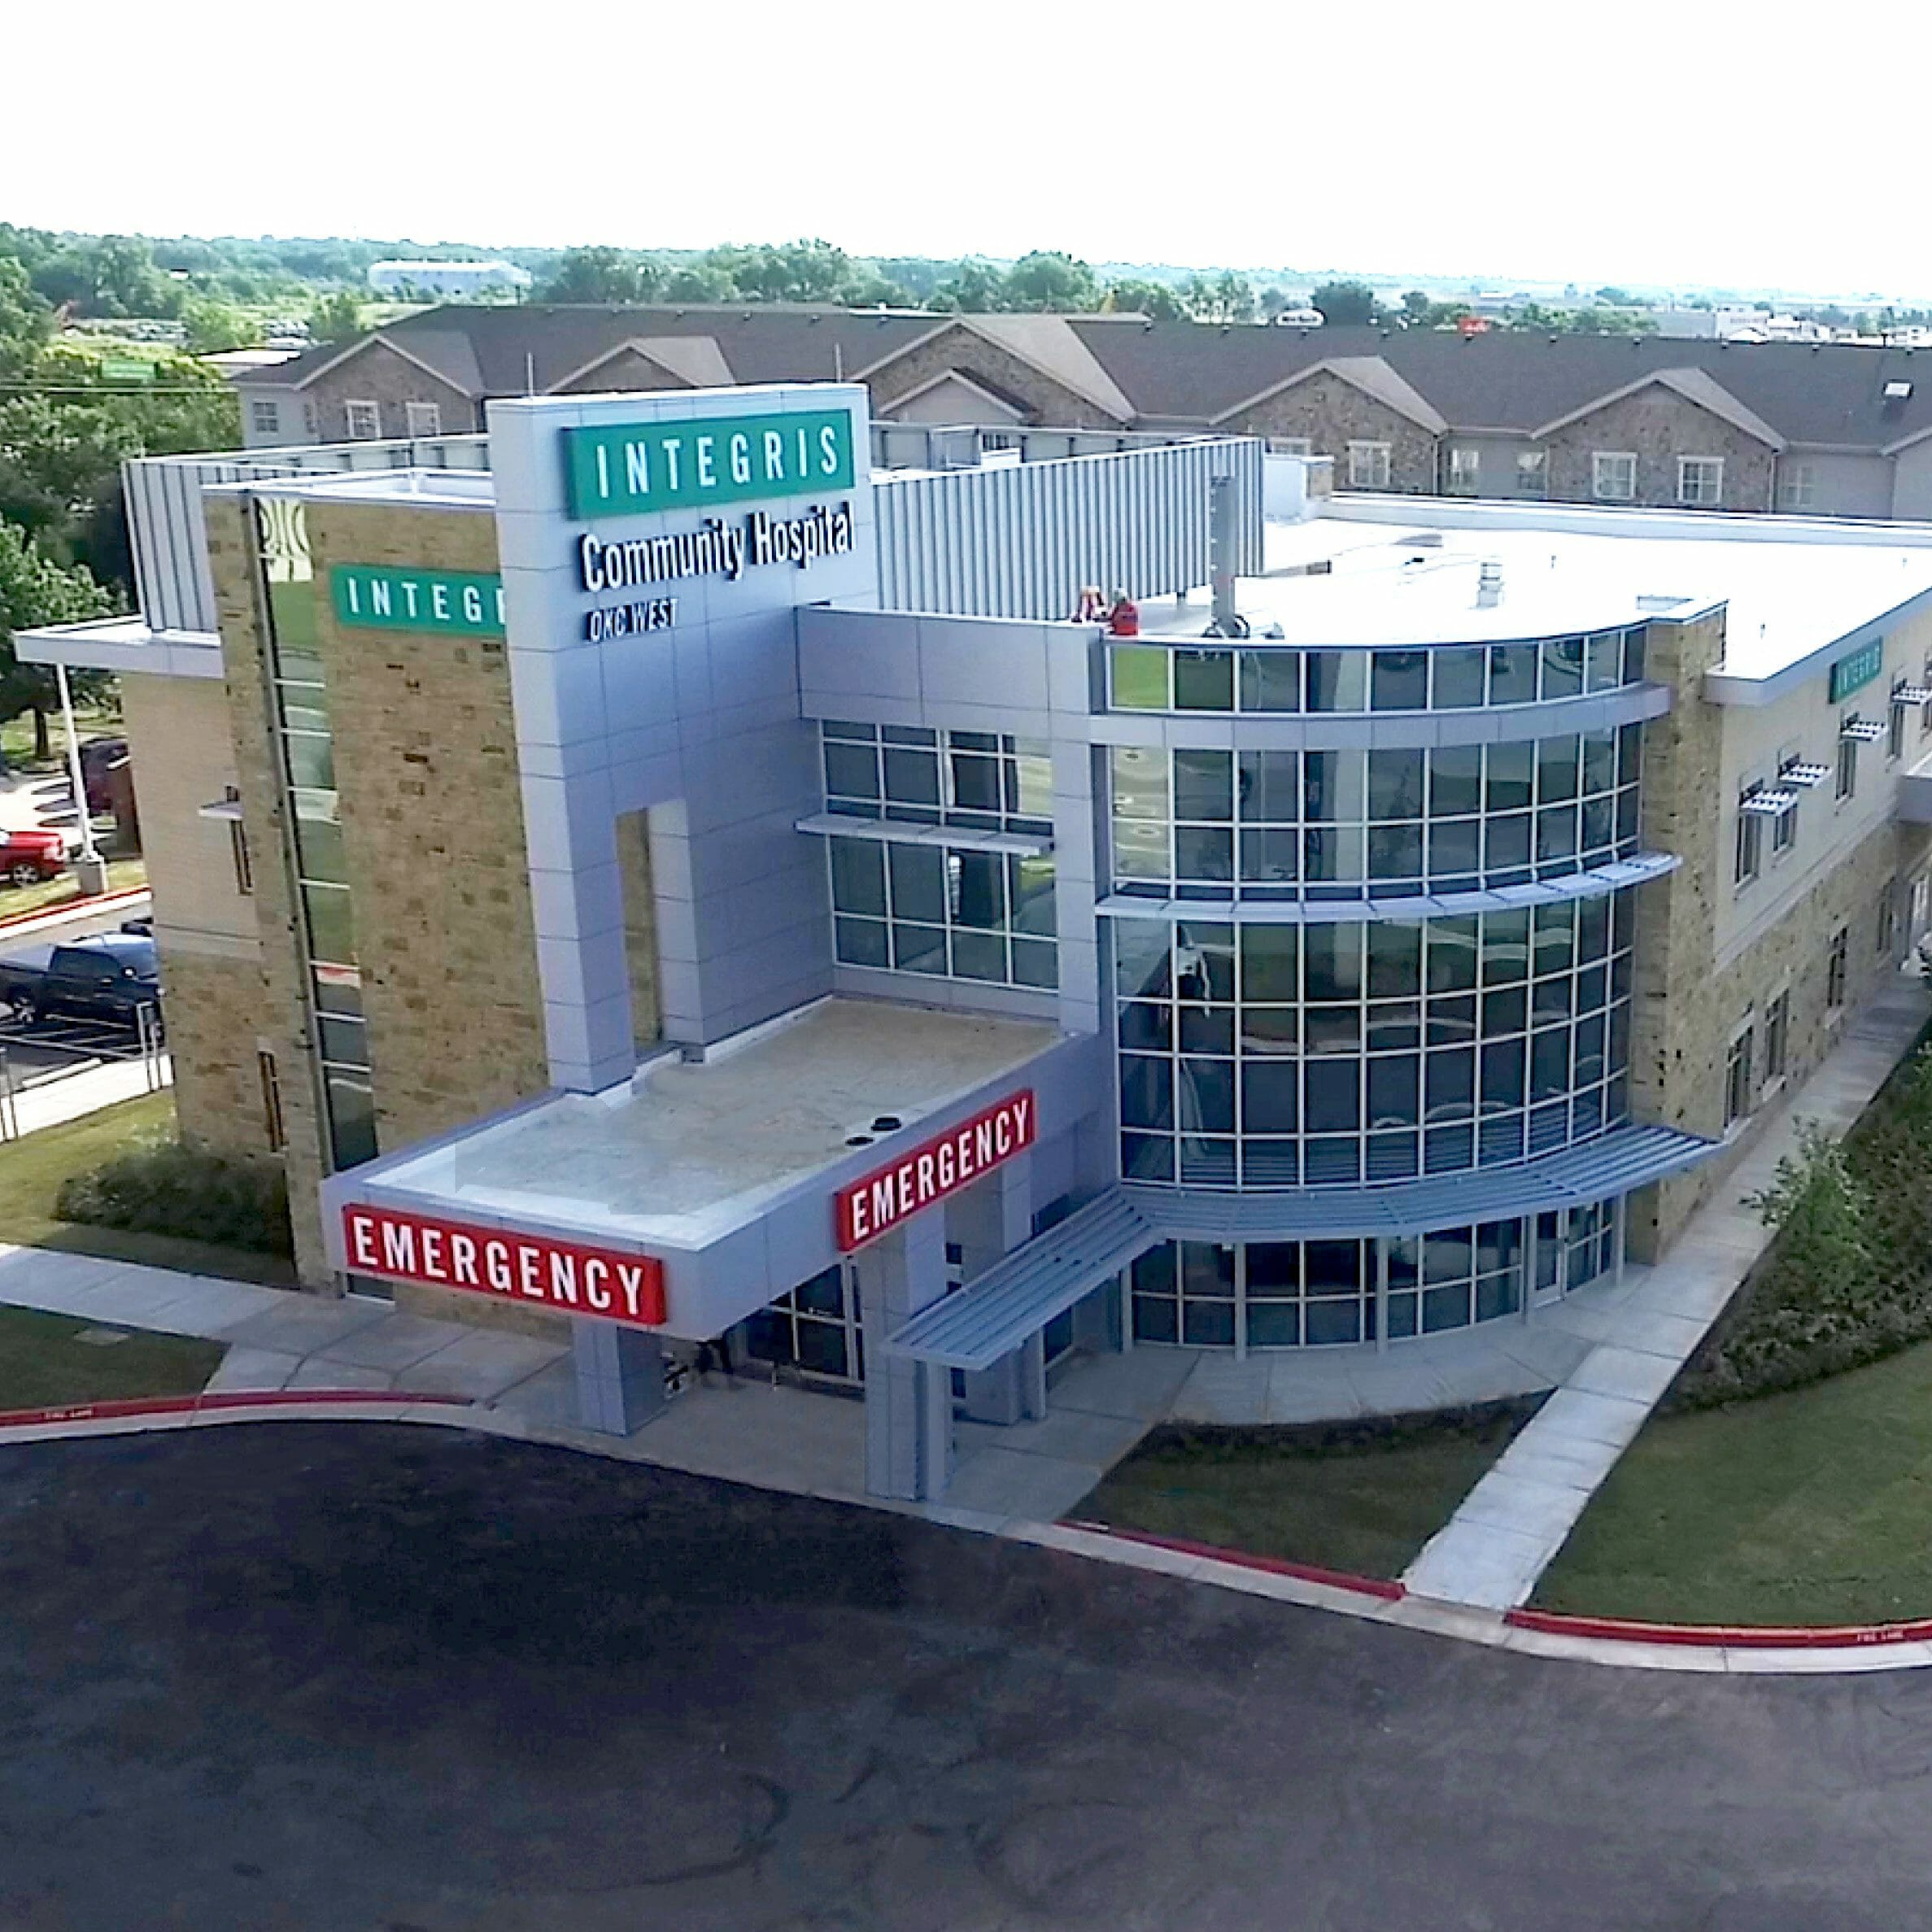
[1071,1400,1540,1581]
[0,1092,295,1287]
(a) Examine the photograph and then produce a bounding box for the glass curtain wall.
[1115,896,1635,1188]
[1110,729,1642,901]
[255,498,377,1171]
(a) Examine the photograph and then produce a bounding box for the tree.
[1001,251,1100,312]
[1179,272,1256,324]
[0,259,51,382]
[932,259,1009,312]
[182,297,259,355]
[1259,286,1289,319]
[1594,286,1633,307]
[0,517,111,760]
[1311,280,1379,326]
[1106,277,1188,321]
[308,290,365,346]
[536,246,663,304]
[1401,290,1433,325]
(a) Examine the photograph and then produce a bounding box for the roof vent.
[1886,379,1914,399]
[1476,560,1503,608]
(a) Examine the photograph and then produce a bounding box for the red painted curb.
[1058,1520,1406,1603]
[0,885,148,935]
[1504,1606,1932,1651]
[0,1389,473,1432]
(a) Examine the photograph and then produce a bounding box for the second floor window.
[344,400,382,440]
[1592,451,1637,501]
[1827,926,1850,1010]
[1734,787,1764,885]
[1677,456,1725,507]
[249,399,280,437]
[404,400,443,438]
[1837,732,1859,801]
[1347,441,1392,489]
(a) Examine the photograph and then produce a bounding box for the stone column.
[572,1319,665,1435]
[856,1211,952,1499]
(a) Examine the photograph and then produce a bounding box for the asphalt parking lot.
[1,1423,1928,1931]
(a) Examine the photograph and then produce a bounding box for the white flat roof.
[358,997,1060,1251]
[1140,499,1932,687]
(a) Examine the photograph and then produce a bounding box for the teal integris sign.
[561,408,856,521]
[1829,638,1884,704]
[329,565,505,638]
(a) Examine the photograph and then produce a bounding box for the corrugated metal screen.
[873,438,1263,620]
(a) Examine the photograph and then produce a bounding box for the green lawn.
[0,1305,221,1411]
[0,707,121,772]
[0,857,146,922]
[1072,1408,1533,1581]
[1537,1335,1932,1626]
[0,1092,295,1288]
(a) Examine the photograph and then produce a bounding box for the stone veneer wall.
[865,323,1122,429]
[303,340,481,443]
[1231,373,1437,492]
[1541,388,1775,512]
[1625,609,1932,1260]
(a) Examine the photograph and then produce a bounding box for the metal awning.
[887,1123,1717,1369]
[1842,717,1888,743]
[887,1189,1156,1371]
[795,812,1053,857]
[1779,760,1831,789]
[1096,852,1680,926]
[196,797,244,822]
[1895,686,1932,706]
[1127,1123,1716,1243]
[1739,789,1799,817]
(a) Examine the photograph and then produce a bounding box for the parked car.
[0,932,160,1031]
[0,828,67,888]
[77,737,129,817]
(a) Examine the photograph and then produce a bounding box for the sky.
[10,0,1930,299]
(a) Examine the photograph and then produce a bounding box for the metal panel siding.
[874,438,1263,620]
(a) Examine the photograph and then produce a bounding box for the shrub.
[56,1134,293,1256]
[1673,1041,1932,1409]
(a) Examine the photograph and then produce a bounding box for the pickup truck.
[0,827,67,887]
[0,931,161,1031]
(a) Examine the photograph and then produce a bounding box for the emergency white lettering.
[835,1091,1038,1252]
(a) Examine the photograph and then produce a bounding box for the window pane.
[830,839,886,916]
[1430,745,1482,817]
[1306,652,1366,711]
[954,851,1005,928]
[887,845,946,923]
[1240,925,1300,1001]
[1239,650,1302,711]
[823,741,879,800]
[1434,648,1487,709]
[302,883,356,966]
[835,918,890,967]
[1237,749,1297,822]
[882,747,940,806]
[1367,748,1424,819]
[1173,749,1234,822]
[1372,650,1428,711]
[1111,646,1170,709]
[1174,651,1234,711]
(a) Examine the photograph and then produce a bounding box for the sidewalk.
[1403,975,1932,1611]
[2,1056,171,1139]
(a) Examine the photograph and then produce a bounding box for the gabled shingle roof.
[236,304,1932,456]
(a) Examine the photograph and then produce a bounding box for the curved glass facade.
[1110,726,1642,901]
[1127,1206,1620,1350]
[1107,626,1648,715]
[1114,899,1634,1188]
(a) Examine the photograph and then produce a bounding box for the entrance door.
[743,1263,865,1385]
[1532,1211,1564,1306]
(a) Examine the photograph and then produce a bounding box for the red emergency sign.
[835,1090,1036,1251]
[342,1203,666,1326]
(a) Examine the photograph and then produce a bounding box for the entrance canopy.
[322,997,1078,1340]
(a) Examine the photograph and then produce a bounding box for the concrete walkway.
[1403,976,1932,1611]
[2,1054,171,1139]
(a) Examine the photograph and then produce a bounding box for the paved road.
[1,1425,1927,1931]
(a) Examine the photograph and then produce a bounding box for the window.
[249,398,280,438]
[344,399,382,440]
[1827,926,1850,1010]
[225,784,252,894]
[1764,990,1790,1084]
[257,1050,286,1153]
[302,401,317,439]
[1677,456,1725,508]
[1725,1027,1755,1128]
[1347,441,1392,490]
[1922,660,1932,735]
[1268,436,1312,456]
[1771,796,1796,853]
[1781,461,1818,512]
[404,400,442,438]
[1734,787,1764,886]
[1877,883,1896,958]
[1836,730,1858,801]
[1592,451,1637,501]
[1515,450,1548,497]
[1890,682,1908,761]
[1447,447,1481,495]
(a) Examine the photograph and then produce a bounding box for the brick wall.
[1228,373,1437,492]
[305,340,480,442]
[1626,610,1932,1258]
[554,347,688,396]
[1541,386,1776,511]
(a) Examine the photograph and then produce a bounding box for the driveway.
[0,1424,1926,1930]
